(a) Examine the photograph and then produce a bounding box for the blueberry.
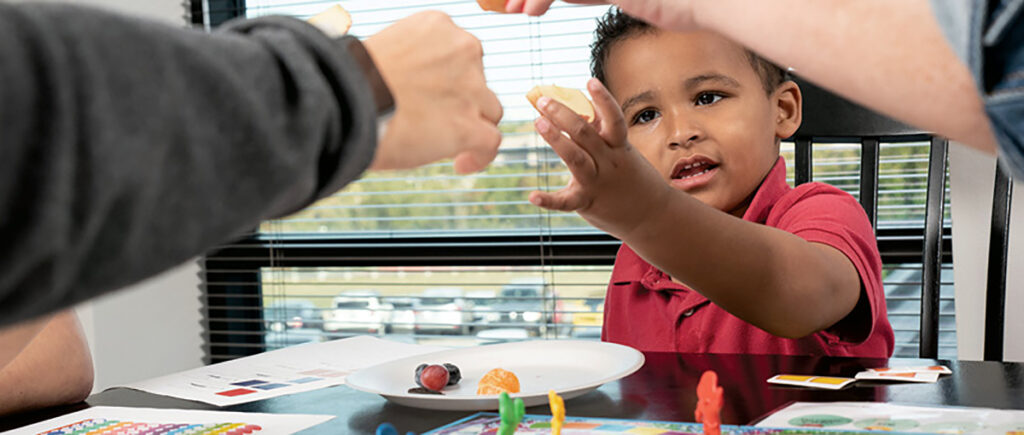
[414,363,428,388]
[443,363,461,386]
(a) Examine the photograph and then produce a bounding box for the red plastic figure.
[695,370,723,435]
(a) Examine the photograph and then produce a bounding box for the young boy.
[529,9,893,356]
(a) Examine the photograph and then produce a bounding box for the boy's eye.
[695,92,724,106]
[632,109,660,125]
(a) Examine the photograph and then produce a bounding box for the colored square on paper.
[216,388,258,397]
[231,379,268,387]
[810,376,852,385]
[528,422,552,428]
[774,375,814,382]
[288,377,323,384]
[252,383,290,390]
[767,374,854,389]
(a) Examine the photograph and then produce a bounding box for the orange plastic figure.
[695,371,723,435]
[548,390,565,435]
[477,368,521,395]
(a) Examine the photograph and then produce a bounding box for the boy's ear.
[773,81,802,139]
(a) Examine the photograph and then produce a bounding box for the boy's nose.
[666,116,702,149]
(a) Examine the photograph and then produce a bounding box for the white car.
[382,296,417,333]
[414,287,474,335]
[322,290,391,334]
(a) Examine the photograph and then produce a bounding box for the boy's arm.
[531,80,861,339]
[0,311,94,415]
[514,0,996,155]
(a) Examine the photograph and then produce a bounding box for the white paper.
[1,406,332,435]
[118,336,447,406]
[756,402,1024,433]
[853,371,940,383]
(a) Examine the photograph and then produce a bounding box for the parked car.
[466,290,500,327]
[414,287,474,335]
[322,290,392,334]
[489,277,551,336]
[263,299,319,332]
[569,298,604,338]
[263,299,325,348]
[382,296,417,333]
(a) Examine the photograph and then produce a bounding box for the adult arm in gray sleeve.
[0,4,379,326]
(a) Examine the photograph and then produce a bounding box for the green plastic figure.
[498,391,525,435]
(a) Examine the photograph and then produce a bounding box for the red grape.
[418,364,450,392]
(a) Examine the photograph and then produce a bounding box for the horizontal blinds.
[245,1,610,238]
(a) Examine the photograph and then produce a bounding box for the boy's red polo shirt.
[601,157,895,357]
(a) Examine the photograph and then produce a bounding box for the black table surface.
[4,353,1024,434]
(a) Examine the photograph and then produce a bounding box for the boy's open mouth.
[671,158,719,180]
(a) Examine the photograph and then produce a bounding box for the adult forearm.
[693,0,996,153]
[622,190,856,338]
[0,5,378,326]
[0,311,93,415]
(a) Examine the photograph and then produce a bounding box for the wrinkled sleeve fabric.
[0,4,379,326]
[930,0,1024,179]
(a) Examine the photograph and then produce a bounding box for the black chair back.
[789,77,948,359]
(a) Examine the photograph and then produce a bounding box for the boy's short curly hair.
[590,9,788,95]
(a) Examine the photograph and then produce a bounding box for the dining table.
[4,352,1023,433]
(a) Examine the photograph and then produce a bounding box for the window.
[196,0,955,363]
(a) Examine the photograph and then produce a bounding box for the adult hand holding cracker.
[529,78,672,241]
[364,11,503,174]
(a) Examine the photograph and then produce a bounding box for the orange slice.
[476,368,520,395]
[526,85,595,121]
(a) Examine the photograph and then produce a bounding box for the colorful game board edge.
[420,412,923,435]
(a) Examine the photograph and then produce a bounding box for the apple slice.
[307,5,352,37]
[477,0,508,12]
[526,85,596,121]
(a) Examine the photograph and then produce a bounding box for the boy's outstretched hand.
[529,79,672,240]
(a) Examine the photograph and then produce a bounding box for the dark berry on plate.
[414,363,428,388]
[443,363,462,386]
[418,364,450,392]
[407,387,442,395]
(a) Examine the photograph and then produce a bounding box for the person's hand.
[363,11,503,174]
[528,78,672,240]
[506,0,698,32]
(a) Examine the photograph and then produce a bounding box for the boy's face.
[604,30,801,216]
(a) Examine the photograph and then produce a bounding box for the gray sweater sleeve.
[0,4,379,326]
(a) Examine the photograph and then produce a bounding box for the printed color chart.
[6,406,332,435]
[36,418,261,435]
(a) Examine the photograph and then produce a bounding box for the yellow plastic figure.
[548,390,565,435]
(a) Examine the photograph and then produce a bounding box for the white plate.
[345,340,644,411]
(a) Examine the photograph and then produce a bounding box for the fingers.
[528,188,588,212]
[477,87,504,125]
[586,78,627,146]
[535,117,597,183]
[536,96,607,158]
[519,0,557,15]
[453,121,502,174]
[511,0,608,15]
[504,0,529,13]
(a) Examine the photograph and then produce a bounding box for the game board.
[422,413,918,435]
